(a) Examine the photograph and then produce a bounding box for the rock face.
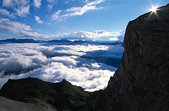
[0,78,89,111]
[86,4,169,111]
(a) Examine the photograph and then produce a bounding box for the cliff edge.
[87,4,169,111]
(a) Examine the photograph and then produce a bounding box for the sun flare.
[150,5,158,13]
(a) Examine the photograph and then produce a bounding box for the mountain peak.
[61,79,70,84]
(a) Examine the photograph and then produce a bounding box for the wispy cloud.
[0,8,15,18]
[0,18,123,41]
[0,18,40,37]
[61,30,123,41]
[51,10,62,20]
[47,0,58,9]
[33,0,41,8]
[51,0,104,20]
[2,0,13,7]
[35,16,43,24]
[2,0,30,17]
[0,18,31,33]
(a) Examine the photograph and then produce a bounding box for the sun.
[150,5,158,13]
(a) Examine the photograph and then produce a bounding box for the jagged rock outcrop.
[0,78,89,111]
[86,4,169,111]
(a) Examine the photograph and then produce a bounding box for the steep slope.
[86,4,169,111]
[0,78,89,111]
[0,96,56,111]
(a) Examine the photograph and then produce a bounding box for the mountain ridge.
[0,77,89,111]
[0,38,123,45]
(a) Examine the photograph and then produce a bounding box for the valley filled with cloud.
[0,42,123,91]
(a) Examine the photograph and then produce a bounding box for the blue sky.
[0,0,168,41]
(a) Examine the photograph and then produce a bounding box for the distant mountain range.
[0,38,123,45]
[0,38,39,43]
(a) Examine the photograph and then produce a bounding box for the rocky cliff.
[86,4,169,111]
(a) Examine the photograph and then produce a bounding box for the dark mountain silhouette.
[0,38,39,43]
[0,78,89,111]
[0,38,123,45]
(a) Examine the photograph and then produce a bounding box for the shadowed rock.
[0,77,89,111]
[86,4,169,111]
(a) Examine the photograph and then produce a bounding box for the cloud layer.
[0,18,123,41]
[0,43,123,91]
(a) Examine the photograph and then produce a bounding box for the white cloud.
[0,44,47,76]
[35,16,43,24]
[0,18,31,33]
[0,43,123,91]
[59,30,123,41]
[83,0,90,3]
[47,0,55,2]
[2,0,30,17]
[30,62,115,92]
[51,0,104,20]
[0,18,123,41]
[0,18,42,37]
[109,38,118,41]
[77,30,111,39]
[0,8,15,18]
[49,56,77,66]
[2,0,12,7]
[65,0,103,16]
[47,0,58,9]
[16,5,30,17]
[33,0,41,8]
[51,10,62,20]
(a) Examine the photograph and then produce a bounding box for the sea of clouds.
[0,43,123,91]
